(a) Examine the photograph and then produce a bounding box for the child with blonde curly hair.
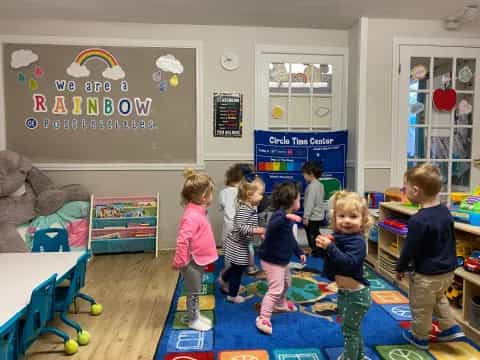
[219,174,266,303]
[218,163,259,280]
[172,169,218,331]
[316,191,373,360]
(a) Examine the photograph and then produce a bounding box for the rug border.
[154,272,182,359]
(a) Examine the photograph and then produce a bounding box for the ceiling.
[1,0,480,29]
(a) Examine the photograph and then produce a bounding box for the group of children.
[172,162,466,359]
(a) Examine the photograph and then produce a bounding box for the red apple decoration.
[433,88,457,111]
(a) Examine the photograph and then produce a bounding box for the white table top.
[0,252,84,331]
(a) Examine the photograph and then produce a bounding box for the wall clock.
[221,51,239,71]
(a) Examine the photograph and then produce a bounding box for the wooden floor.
[28,251,177,360]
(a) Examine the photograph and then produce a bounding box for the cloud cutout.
[156,54,184,74]
[10,49,39,69]
[66,62,90,78]
[102,65,125,80]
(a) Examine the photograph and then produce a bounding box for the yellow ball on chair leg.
[91,303,103,316]
[65,339,79,355]
[77,330,91,345]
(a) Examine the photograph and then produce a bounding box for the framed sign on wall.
[213,92,243,138]
[0,36,203,170]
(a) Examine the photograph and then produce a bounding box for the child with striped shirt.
[219,174,266,303]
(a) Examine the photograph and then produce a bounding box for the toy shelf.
[373,201,480,342]
[88,194,159,257]
[365,209,380,269]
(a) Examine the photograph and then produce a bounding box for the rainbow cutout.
[74,48,119,68]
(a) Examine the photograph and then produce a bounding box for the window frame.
[255,45,348,132]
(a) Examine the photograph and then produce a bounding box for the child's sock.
[227,295,245,303]
[198,313,213,326]
[188,317,212,331]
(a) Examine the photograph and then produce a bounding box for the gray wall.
[0,19,349,248]
[364,19,480,191]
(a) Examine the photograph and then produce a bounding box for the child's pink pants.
[259,259,291,319]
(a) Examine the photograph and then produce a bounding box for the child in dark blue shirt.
[396,163,464,349]
[256,181,306,335]
[316,191,373,360]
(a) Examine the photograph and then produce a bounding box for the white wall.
[0,19,348,248]
[365,18,480,191]
[346,17,368,192]
[347,20,360,190]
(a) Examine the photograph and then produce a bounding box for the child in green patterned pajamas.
[316,191,373,360]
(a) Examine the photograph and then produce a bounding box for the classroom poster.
[254,130,348,196]
[2,42,198,165]
[213,92,243,137]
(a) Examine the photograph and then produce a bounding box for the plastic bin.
[469,296,480,330]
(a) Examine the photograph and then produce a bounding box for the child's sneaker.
[255,316,272,335]
[217,277,229,294]
[226,295,245,303]
[198,313,212,326]
[402,329,429,350]
[436,325,465,342]
[247,266,260,275]
[188,318,212,331]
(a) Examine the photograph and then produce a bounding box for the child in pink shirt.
[172,169,218,331]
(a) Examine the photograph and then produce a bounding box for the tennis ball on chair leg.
[91,303,103,316]
[64,339,79,355]
[77,330,91,345]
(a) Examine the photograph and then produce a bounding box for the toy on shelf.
[464,250,480,273]
[365,191,385,209]
[450,192,469,205]
[456,240,475,268]
[378,218,408,235]
[384,187,402,202]
[450,195,480,226]
[446,276,463,308]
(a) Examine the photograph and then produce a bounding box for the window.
[256,49,347,131]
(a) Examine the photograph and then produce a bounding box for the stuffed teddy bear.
[0,150,90,252]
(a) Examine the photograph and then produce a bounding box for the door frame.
[391,37,480,186]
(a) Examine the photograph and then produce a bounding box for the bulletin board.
[1,38,201,169]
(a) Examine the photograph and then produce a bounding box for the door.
[395,45,480,202]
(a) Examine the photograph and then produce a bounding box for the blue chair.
[18,274,78,356]
[0,321,18,360]
[54,253,93,346]
[31,230,102,337]
[71,252,102,317]
[32,228,70,252]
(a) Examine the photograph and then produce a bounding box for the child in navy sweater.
[396,163,464,349]
[256,181,306,335]
[316,191,373,360]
